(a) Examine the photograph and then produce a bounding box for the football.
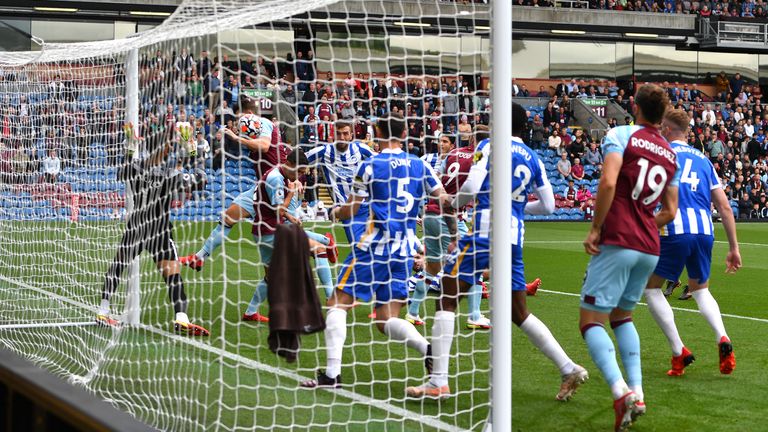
[238,114,262,138]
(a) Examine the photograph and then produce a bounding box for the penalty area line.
[0,275,465,432]
[538,288,768,324]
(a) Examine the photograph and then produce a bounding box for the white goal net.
[0,1,495,430]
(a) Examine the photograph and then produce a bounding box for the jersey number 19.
[631,157,669,205]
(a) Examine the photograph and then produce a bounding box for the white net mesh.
[0,1,492,430]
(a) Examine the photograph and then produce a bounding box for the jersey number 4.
[679,159,699,192]
[631,157,669,205]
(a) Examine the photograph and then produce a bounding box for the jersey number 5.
[396,178,415,213]
[631,157,669,205]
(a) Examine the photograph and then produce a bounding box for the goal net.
[0,1,493,430]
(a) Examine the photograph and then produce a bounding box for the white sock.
[630,385,644,402]
[384,318,428,355]
[519,314,575,375]
[175,312,189,324]
[98,299,110,316]
[611,379,630,400]
[645,288,684,356]
[324,308,348,378]
[692,288,728,342]
[430,310,455,387]
[195,251,207,259]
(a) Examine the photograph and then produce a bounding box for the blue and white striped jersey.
[305,141,374,206]
[661,140,720,237]
[353,148,442,257]
[421,153,443,173]
[470,137,549,246]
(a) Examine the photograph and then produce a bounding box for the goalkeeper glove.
[175,121,197,157]
[123,122,138,157]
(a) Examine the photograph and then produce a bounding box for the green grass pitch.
[1,220,766,431]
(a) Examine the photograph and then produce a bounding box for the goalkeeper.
[96,122,210,336]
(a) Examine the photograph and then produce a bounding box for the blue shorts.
[581,245,659,313]
[442,234,526,291]
[423,214,469,263]
[253,233,275,266]
[342,205,370,245]
[337,249,411,305]
[233,186,257,216]
[654,234,714,284]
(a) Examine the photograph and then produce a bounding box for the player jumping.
[179,99,336,319]
[644,108,741,377]
[407,103,588,401]
[579,85,679,431]
[97,122,209,336]
[300,112,446,389]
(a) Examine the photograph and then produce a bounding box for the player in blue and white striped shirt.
[644,109,741,376]
[408,103,587,400]
[300,112,447,389]
[305,120,375,245]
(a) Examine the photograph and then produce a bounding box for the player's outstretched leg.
[181,204,250,271]
[159,261,209,336]
[242,280,269,322]
[300,290,357,389]
[645,280,694,376]
[515,291,586,401]
[406,272,427,326]
[304,230,334,298]
[466,283,490,330]
[691,287,735,374]
[97,230,140,327]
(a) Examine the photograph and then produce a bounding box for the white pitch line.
[526,240,768,247]
[538,288,768,324]
[0,275,465,432]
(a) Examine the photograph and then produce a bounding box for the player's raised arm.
[711,186,742,272]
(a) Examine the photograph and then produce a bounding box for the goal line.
[0,274,465,432]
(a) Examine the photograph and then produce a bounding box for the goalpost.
[0,0,509,430]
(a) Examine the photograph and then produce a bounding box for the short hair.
[375,112,406,141]
[335,119,353,132]
[286,148,309,167]
[512,102,528,137]
[635,84,669,124]
[240,96,258,114]
[663,109,690,132]
[440,134,456,145]
[474,124,490,143]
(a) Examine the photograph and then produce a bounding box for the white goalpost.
[0,1,504,430]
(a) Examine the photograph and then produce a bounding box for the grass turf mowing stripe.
[0,275,465,432]
[538,288,768,323]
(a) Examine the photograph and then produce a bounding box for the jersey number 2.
[631,158,668,205]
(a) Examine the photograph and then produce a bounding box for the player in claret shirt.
[579,85,680,432]
[644,108,740,377]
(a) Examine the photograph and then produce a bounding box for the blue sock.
[583,324,624,389]
[198,223,232,258]
[407,272,429,317]
[468,283,482,321]
[245,280,268,315]
[315,257,334,298]
[613,319,642,391]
